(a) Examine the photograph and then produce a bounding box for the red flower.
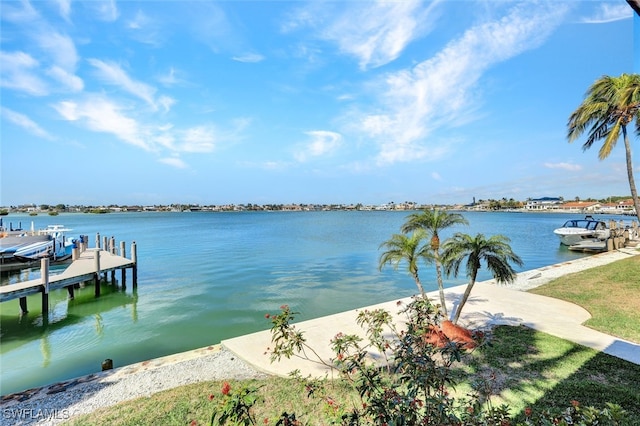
[190,421,197,426]
[524,407,532,417]
[571,400,580,407]
[280,304,288,310]
[263,418,269,424]
[208,394,215,401]
[221,381,231,395]
[265,313,270,319]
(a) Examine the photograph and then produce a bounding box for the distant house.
[525,197,562,210]
[600,199,635,214]
[560,201,601,212]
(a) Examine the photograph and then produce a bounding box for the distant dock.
[0,234,137,315]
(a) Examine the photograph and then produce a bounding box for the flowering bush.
[209,381,261,426]
[206,297,628,425]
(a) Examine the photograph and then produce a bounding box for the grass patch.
[529,255,640,343]
[67,377,358,426]
[467,325,640,422]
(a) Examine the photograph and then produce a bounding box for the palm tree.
[441,233,523,324]
[567,74,640,222]
[401,209,468,316]
[378,230,432,298]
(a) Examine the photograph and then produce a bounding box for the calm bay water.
[0,210,629,395]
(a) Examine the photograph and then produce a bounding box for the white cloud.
[544,162,583,171]
[126,9,165,46]
[0,51,49,96]
[54,97,151,150]
[47,66,84,92]
[431,172,442,181]
[157,67,183,86]
[581,4,633,24]
[307,0,434,70]
[356,2,569,165]
[232,53,265,63]
[93,0,119,22]
[177,126,217,153]
[35,31,78,72]
[294,131,342,162]
[88,59,167,110]
[53,0,72,21]
[159,157,188,169]
[1,107,55,140]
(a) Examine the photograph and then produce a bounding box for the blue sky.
[0,1,637,206]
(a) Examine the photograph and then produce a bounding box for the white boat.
[10,225,75,263]
[553,216,610,246]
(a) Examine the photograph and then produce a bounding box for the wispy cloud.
[288,0,435,70]
[88,59,174,112]
[54,96,151,150]
[294,131,342,162]
[53,0,72,22]
[93,0,119,22]
[47,65,84,92]
[53,94,221,160]
[232,53,265,63]
[126,9,164,46]
[544,162,583,171]
[580,3,633,24]
[35,31,78,71]
[178,126,217,153]
[0,51,49,96]
[1,107,55,140]
[1,2,82,95]
[159,157,188,169]
[355,2,569,165]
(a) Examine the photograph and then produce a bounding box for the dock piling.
[94,249,101,297]
[131,241,137,288]
[41,258,49,314]
[120,241,127,289]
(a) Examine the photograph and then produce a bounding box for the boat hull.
[553,217,610,246]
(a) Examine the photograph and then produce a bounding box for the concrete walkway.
[222,248,640,378]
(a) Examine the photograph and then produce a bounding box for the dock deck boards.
[0,250,135,302]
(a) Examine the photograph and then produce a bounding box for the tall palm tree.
[401,209,468,316]
[567,74,640,222]
[378,230,432,298]
[441,233,523,324]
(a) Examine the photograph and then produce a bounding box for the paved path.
[222,248,640,378]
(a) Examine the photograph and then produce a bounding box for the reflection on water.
[1,211,631,396]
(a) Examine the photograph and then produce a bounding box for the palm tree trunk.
[453,272,477,324]
[623,131,640,222]
[413,272,426,299]
[434,252,448,316]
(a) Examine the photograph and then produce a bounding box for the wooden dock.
[0,238,137,315]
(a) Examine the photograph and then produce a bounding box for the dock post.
[131,241,138,288]
[94,250,101,297]
[120,241,127,289]
[110,237,116,254]
[96,233,101,249]
[41,258,49,314]
[19,297,28,314]
[103,236,108,252]
[67,285,75,299]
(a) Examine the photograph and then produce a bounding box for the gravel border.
[1,346,268,426]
